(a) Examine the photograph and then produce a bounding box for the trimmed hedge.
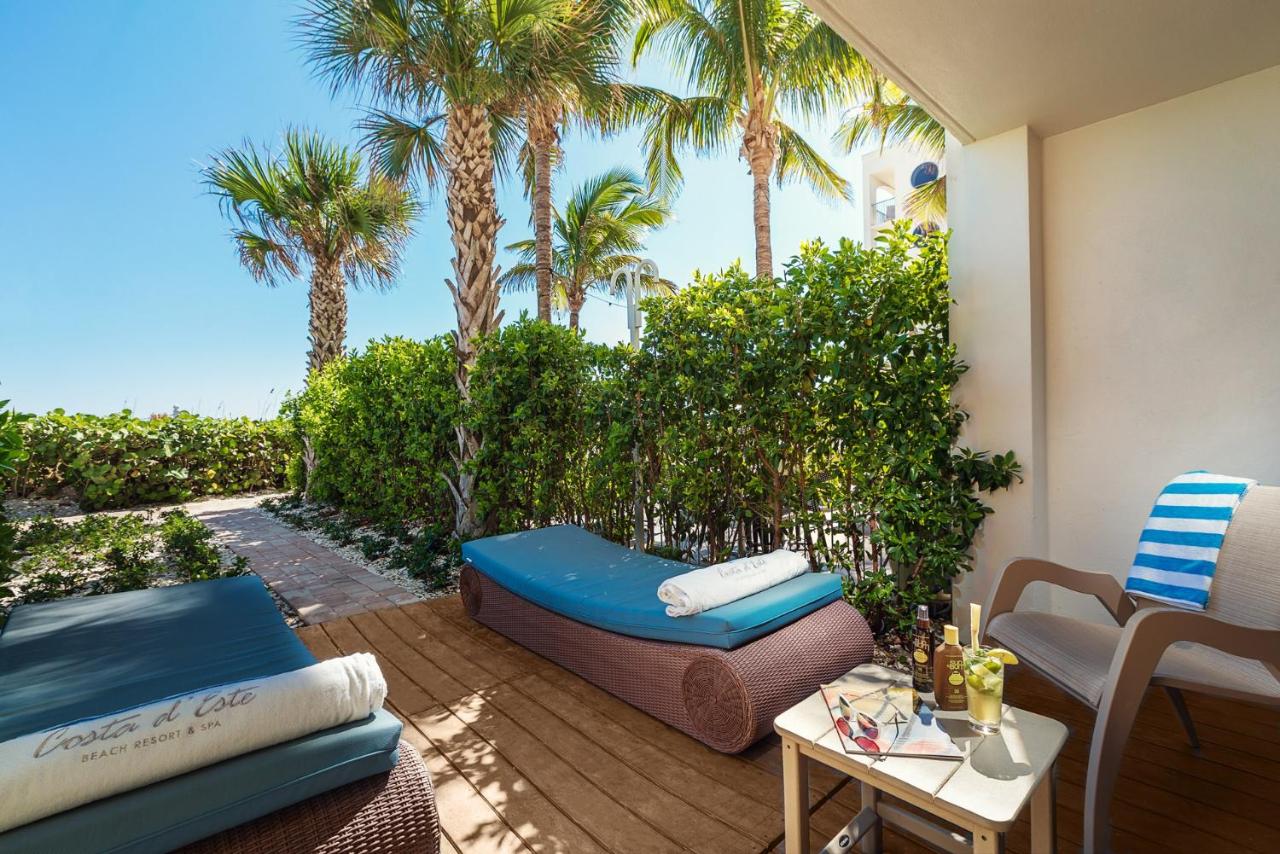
[10,411,293,510]
[291,225,1021,628]
[288,336,459,527]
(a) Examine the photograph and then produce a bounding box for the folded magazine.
[820,668,964,761]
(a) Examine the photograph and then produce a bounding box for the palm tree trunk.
[748,152,773,281]
[443,104,505,539]
[529,113,557,323]
[307,257,347,376]
[740,95,777,281]
[568,289,585,330]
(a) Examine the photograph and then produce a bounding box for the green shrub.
[3,511,244,617]
[0,401,30,591]
[468,317,598,533]
[10,410,293,510]
[387,524,453,586]
[288,226,1018,616]
[290,336,459,527]
[159,509,246,581]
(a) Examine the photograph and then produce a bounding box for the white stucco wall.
[951,64,1280,624]
[949,126,1047,626]
[1039,64,1280,618]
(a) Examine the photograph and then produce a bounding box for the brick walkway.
[187,497,420,625]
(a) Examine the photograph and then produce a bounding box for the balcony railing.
[872,197,897,225]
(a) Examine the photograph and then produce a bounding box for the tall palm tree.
[203,129,417,376]
[631,0,869,281]
[834,72,947,220]
[517,0,626,323]
[500,168,673,329]
[301,0,586,537]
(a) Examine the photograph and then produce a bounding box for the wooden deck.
[297,598,1280,853]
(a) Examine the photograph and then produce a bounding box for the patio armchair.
[980,486,1280,854]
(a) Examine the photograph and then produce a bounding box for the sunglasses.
[835,689,908,756]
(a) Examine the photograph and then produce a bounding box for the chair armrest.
[1115,607,1280,676]
[982,557,1136,631]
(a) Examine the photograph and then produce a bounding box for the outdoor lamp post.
[611,259,660,552]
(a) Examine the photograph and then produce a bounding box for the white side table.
[775,664,1066,854]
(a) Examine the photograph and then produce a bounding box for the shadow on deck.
[296,598,1279,853]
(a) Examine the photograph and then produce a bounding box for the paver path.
[186,496,420,624]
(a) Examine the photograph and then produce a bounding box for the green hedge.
[291,225,1020,622]
[10,411,293,510]
[289,336,459,527]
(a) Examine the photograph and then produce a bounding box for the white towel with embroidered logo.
[657,549,810,617]
[0,652,386,833]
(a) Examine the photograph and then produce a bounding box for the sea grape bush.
[291,225,1019,614]
[9,411,291,510]
[0,402,29,587]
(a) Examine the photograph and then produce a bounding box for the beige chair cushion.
[988,611,1280,708]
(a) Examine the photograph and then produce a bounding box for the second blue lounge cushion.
[0,576,402,854]
[461,524,844,649]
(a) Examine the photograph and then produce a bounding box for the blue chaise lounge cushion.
[0,576,402,854]
[461,524,843,650]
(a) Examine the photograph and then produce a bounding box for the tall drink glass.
[963,646,1005,734]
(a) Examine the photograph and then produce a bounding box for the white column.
[947,125,1048,627]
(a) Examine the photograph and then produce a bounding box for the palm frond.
[835,72,945,157]
[905,175,946,222]
[204,129,416,292]
[233,230,300,287]
[497,261,538,293]
[774,120,851,202]
[639,94,736,198]
[358,110,447,187]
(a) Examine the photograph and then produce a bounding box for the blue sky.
[0,1,866,418]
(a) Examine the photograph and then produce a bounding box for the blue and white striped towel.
[1124,471,1257,610]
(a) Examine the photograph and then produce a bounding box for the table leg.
[1031,761,1057,854]
[782,737,810,854]
[971,828,1001,854]
[859,783,881,854]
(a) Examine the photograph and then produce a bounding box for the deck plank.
[295,623,341,659]
[449,690,692,853]
[409,705,609,854]
[378,605,518,687]
[516,672,782,846]
[398,601,533,682]
[320,617,438,715]
[483,681,759,854]
[417,598,560,674]
[297,600,1280,853]
[396,715,534,854]
[347,609,480,702]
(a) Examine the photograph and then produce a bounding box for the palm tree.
[301,0,587,537]
[517,0,626,323]
[500,168,673,329]
[834,72,947,220]
[631,0,869,280]
[203,129,417,376]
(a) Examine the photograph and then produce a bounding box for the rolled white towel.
[0,653,387,833]
[657,549,810,617]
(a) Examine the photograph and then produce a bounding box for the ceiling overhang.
[805,0,1280,143]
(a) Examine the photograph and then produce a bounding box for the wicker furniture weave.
[180,740,440,854]
[462,563,874,753]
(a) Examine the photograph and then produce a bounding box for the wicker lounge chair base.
[181,740,440,854]
[462,563,874,753]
